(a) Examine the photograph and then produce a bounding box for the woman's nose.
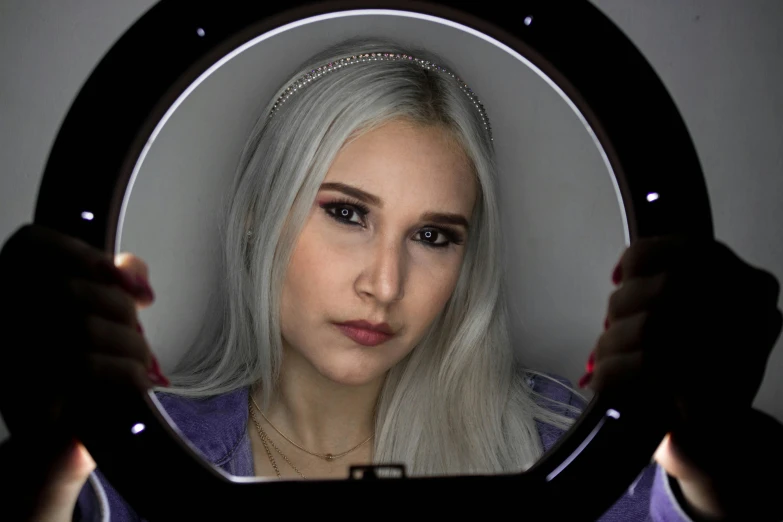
[356,240,406,304]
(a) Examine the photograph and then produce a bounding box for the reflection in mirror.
[119,14,625,481]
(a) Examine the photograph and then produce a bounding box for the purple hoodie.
[74,374,698,521]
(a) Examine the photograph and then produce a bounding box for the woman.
[1,37,782,521]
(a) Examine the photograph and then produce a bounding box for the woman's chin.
[316,361,388,388]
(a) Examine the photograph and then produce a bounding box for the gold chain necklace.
[249,394,374,461]
[248,397,306,479]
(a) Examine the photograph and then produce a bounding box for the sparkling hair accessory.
[268,52,493,142]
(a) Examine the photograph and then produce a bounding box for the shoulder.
[524,370,588,416]
[75,387,254,521]
[521,370,589,453]
[152,386,251,468]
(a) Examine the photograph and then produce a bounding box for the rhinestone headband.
[268,52,493,141]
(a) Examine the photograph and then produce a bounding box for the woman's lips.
[335,324,394,346]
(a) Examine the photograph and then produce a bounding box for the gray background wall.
[1,0,781,452]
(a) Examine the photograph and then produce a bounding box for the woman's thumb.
[54,439,97,485]
[114,253,154,309]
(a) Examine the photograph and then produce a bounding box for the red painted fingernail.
[147,371,170,387]
[578,372,593,389]
[586,351,595,373]
[147,357,170,387]
[612,263,623,285]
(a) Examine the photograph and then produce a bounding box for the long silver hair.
[166,36,584,475]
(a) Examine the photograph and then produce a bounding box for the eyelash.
[319,197,465,249]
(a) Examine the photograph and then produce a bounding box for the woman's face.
[280,119,478,387]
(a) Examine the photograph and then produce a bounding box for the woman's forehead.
[323,121,477,208]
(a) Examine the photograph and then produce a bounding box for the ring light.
[32,1,713,519]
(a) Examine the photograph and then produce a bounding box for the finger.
[38,314,153,384]
[68,279,139,326]
[60,353,161,436]
[653,433,711,484]
[61,353,158,419]
[43,438,97,487]
[588,351,645,393]
[615,237,780,311]
[594,312,650,362]
[2,224,112,279]
[615,236,759,283]
[598,307,719,382]
[82,352,155,393]
[82,315,153,370]
[2,224,132,292]
[114,253,149,282]
[114,253,154,309]
[616,235,698,281]
[607,273,669,322]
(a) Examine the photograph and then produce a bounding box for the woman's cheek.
[409,258,462,321]
[315,219,368,253]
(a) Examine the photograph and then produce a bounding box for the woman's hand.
[0,224,166,521]
[584,235,782,519]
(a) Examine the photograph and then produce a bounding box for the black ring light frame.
[32,0,713,520]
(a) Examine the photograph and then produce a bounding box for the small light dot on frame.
[524,16,533,26]
[196,27,205,37]
[131,423,146,434]
[81,211,94,221]
[646,192,660,202]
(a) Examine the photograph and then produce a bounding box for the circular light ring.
[33,1,712,520]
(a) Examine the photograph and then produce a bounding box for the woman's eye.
[324,204,366,226]
[416,229,450,248]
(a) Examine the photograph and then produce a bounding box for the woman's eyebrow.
[319,182,470,230]
[420,212,470,230]
[320,182,382,206]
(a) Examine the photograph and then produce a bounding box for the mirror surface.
[118,11,627,480]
